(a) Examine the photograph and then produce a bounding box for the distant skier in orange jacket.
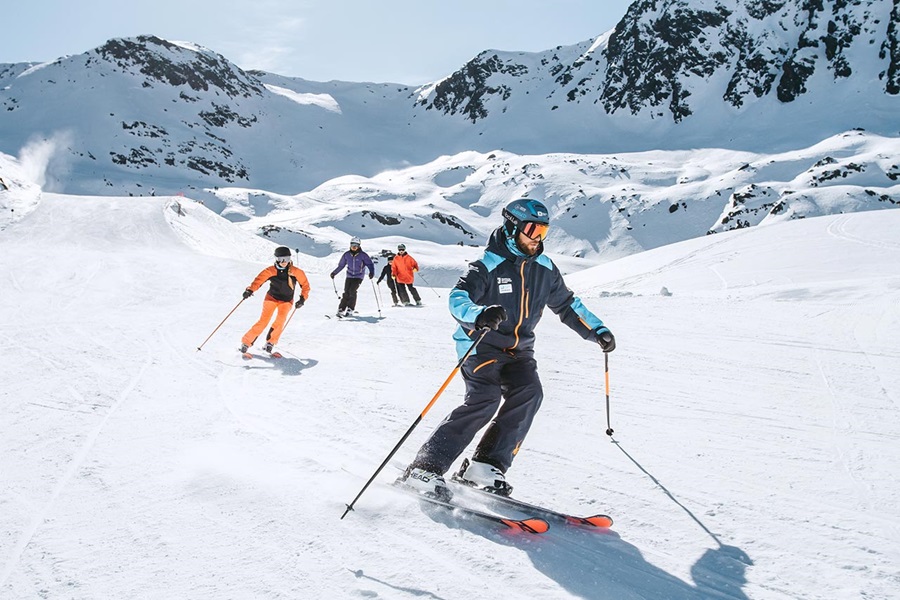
[391,243,422,306]
[240,246,310,354]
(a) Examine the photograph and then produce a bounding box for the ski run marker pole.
[341,328,490,519]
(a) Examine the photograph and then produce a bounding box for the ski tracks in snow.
[826,213,900,252]
[0,348,153,587]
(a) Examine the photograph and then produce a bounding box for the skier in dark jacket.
[331,237,375,317]
[376,253,400,306]
[401,199,615,500]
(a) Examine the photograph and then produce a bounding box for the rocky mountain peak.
[92,35,263,99]
[418,0,898,124]
[603,0,898,119]
[416,51,529,122]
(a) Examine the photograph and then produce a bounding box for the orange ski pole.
[604,352,614,436]
[196,297,245,351]
[341,328,490,519]
[282,305,300,336]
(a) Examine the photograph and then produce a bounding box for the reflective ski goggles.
[520,221,550,241]
[275,256,290,264]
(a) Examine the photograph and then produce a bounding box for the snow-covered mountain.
[210,130,899,271]
[414,0,900,159]
[1,0,899,202]
[0,36,455,198]
[597,0,899,115]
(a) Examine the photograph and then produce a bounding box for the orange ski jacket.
[391,253,419,285]
[246,264,310,303]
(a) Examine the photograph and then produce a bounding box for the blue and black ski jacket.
[449,227,608,358]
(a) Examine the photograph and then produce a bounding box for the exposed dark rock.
[881,0,900,94]
[361,210,402,225]
[601,0,731,121]
[430,212,476,237]
[417,53,528,122]
[94,35,263,99]
[198,103,257,128]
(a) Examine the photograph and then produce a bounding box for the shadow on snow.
[412,502,751,599]
[400,437,753,599]
[240,355,319,376]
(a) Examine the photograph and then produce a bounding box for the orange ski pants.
[242,296,292,347]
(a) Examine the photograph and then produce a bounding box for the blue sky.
[2,0,632,83]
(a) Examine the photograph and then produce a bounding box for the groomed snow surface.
[1,195,898,599]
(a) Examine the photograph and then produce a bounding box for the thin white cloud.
[218,3,310,74]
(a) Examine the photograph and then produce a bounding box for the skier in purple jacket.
[330,237,375,317]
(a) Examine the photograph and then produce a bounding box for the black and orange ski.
[450,479,613,529]
[392,484,549,534]
[240,350,282,360]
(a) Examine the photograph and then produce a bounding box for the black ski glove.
[295,297,305,308]
[595,327,616,353]
[475,305,507,331]
[242,289,253,299]
[330,273,336,279]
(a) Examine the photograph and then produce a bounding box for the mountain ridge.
[1,1,899,263]
[1,0,898,201]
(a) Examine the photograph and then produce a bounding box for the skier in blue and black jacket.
[401,199,616,500]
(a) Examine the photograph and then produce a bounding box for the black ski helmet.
[502,199,550,236]
[274,246,292,265]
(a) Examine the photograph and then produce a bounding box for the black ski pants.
[396,282,421,304]
[384,277,399,305]
[411,352,543,475]
[339,277,363,312]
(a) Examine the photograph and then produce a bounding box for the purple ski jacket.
[331,249,375,279]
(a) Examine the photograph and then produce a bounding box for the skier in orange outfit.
[391,243,422,306]
[240,246,310,355]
